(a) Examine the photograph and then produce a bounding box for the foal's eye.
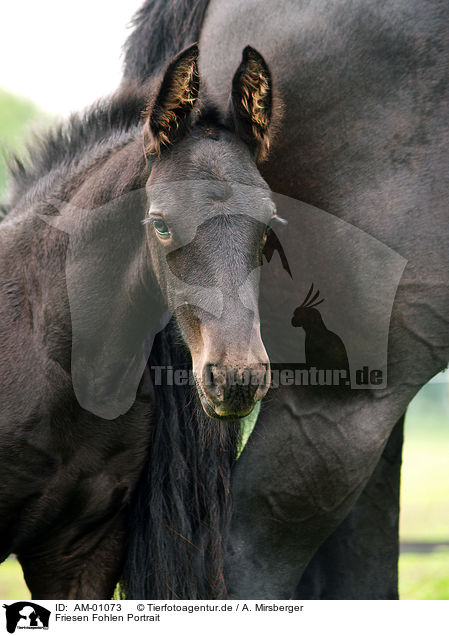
[152,218,171,238]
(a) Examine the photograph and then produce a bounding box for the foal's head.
[143,44,276,419]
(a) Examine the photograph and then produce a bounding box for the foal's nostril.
[210,368,222,397]
[203,364,223,400]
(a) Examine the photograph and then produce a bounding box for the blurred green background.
[0,88,50,198]
[0,88,448,600]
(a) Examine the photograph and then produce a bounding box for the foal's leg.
[295,415,404,599]
[17,513,126,599]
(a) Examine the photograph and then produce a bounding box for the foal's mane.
[4,86,149,212]
[3,0,213,217]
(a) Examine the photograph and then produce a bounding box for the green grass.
[399,552,449,600]
[398,380,449,599]
[400,380,449,546]
[0,558,29,599]
[400,431,449,542]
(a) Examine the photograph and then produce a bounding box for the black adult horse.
[1,0,448,601]
[0,44,278,598]
[121,0,449,599]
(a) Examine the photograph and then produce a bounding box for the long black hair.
[120,321,240,599]
[120,0,241,598]
[118,0,243,599]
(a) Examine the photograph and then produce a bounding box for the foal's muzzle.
[197,362,270,420]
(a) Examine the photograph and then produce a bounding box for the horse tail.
[120,322,240,599]
[122,0,211,82]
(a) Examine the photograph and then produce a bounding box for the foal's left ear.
[144,44,200,155]
[230,46,273,162]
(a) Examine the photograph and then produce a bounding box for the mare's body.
[123,0,449,598]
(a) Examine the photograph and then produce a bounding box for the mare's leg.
[17,511,127,599]
[295,415,404,599]
[225,386,407,599]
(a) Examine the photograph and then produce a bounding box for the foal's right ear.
[143,44,200,155]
